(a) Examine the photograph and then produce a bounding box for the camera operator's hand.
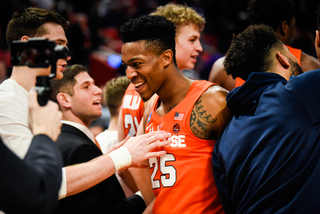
[28,90,62,141]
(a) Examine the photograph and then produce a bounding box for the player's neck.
[107,116,118,131]
[157,74,193,115]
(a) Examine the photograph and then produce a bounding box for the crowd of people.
[1,0,320,213]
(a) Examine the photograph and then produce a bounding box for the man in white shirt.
[0,7,171,200]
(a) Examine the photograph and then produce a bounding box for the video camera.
[10,38,70,106]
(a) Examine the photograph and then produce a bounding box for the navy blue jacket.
[0,135,62,214]
[213,70,320,214]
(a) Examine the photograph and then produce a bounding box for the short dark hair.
[247,0,295,32]
[104,76,130,117]
[120,15,177,65]
[50,64,86,102]
[224,24,284,80]
[6,7,68,50]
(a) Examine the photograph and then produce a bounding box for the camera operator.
[0,7,172,204]
[0,90,63,214]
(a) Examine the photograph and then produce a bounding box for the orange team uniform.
[145,80,224,214]
[121,83,144,137]
[235,45,302,88]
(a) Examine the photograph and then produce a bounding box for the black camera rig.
[10,38,69,106]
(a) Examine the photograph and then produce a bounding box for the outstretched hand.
[123,131,171,166]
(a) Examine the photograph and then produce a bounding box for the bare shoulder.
[208,57,225,83]
[301,51,320,72]
[202,85,229,105]
[190,85,231,140]
[208,57,236,91]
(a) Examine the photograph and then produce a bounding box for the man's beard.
[288,57,303,76]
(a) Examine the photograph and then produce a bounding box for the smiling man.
[120,15,232,214]
[50,64,149,213]
[117,4,207,198]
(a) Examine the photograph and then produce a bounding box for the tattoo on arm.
[190,100,217,139]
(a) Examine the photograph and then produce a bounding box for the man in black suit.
[0,90,63,214]
[51,64,162,213]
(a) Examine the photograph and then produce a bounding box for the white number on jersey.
[149,154,177,189]
[124,114,139,137]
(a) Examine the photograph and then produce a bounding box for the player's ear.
[279,20,287,36]
[21,36,30,41]
[276,51,290,69]
[315,30,320,47]
[315,30,320,60]
[162,49,173,68]
[56,93,71,109]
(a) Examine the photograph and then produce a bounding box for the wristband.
[109,147,132,171]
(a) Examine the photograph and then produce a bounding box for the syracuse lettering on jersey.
[122,94,141,110]
[169,135,186,147]
[147,123,186,147]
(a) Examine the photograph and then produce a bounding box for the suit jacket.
[0,134,63,214]
[54,124,145,214]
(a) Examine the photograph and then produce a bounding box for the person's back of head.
[50,64,86,102]
[120,15,177,65]
[104,76,130,117]
[6,7,68,50]
[247,0,295,32]
[224,24,283,80]
[151,3,205,32]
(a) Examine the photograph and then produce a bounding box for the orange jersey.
[286,45,301,65]
[121,83,144,137]
[235,77,245,88]
[235,45,302,88]
[146,80,224,214]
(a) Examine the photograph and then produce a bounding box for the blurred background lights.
[107,54,122,69]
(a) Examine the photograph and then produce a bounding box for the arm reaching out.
[64,130,171,197]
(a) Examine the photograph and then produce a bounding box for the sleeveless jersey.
[146,80,224,214]
[235,77,245,88]
[235,45,302,88]
[121,83,144,137]
[286,45,302,65]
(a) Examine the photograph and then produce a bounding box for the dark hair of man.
[6,7,68,50]
[224,24,284,80]
[50,64,86,102]
[247,0,295,32]
[104,76,130,117]
[120,15,177,65]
